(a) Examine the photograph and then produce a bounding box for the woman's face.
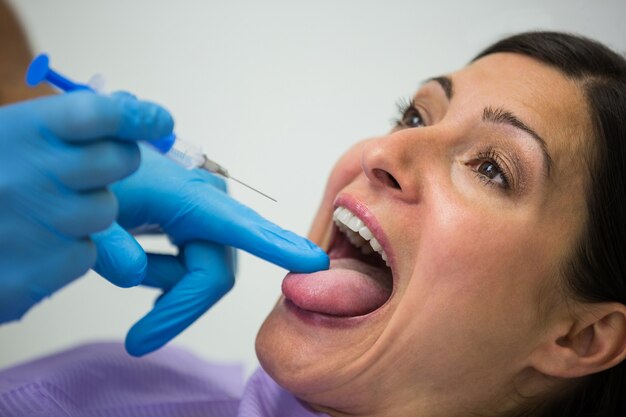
[256,53,593,416]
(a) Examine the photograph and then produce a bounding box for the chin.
[255,191,400,405]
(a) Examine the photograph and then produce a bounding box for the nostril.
[372,168,401,190]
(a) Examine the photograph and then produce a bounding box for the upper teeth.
[332,206,389,266]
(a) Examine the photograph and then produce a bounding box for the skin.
[0,0,54,104]
[256,53,626,416]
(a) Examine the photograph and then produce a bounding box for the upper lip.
[333,193,397,283]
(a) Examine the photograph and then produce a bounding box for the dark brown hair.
[474,31,626,417]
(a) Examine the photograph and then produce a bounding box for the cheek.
[395,194,555,358]
[422,170,555,302]
[432,209,547,307]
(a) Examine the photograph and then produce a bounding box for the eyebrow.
[428,76,453,100]
[425,75,552,176]
[483,106,553,175]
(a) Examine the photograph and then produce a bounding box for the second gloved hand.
[96,146,329,356]
[0,92,173,323]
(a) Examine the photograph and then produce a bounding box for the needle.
[228,175,278,202]
[199,156,277,202]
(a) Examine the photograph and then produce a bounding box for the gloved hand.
[0,91,173,323]
[96,146,329,356]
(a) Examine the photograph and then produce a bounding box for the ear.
[530,302,626,378]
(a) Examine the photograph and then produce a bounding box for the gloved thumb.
[92,222,147,287]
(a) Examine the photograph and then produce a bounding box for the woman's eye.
[395,98,426,129]
[400,107,425,128]
[476,160,508,188]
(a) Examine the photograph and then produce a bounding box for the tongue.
[282,258,391,316]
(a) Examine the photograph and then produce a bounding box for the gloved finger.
[111,145,327,273]
[193,168,228,192]
[28,188,118,238]
[0,233,96,322]
[174,189,328,273]
[109,91,137,101]
[52,139,141,191]
[36,91,173,142]
[92,222,147,288]
[125,241,234,356]
[141,253,186,292]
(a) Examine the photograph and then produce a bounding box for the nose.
[361,128,439,201]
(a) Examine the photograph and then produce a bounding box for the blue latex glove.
[0,92,173,322]
[96,146,329,356]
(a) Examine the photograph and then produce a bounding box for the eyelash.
[472,149,511,190]
[394,97,425,128]
[393,97,512,191]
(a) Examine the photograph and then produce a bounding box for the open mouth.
[282,204,394,318]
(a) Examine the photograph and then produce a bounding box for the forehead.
[448,53,593,184]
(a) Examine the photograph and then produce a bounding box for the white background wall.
[1,0,625,373]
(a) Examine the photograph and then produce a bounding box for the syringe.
[25,54,276,202]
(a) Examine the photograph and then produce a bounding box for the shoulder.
[0,342,244,417]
